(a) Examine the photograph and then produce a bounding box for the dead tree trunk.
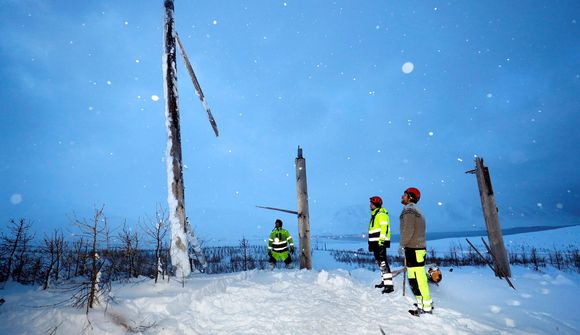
[468,157,512,278]
[295,146,312,270]
[163,0,190,278]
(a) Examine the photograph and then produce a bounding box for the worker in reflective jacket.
[368,196,394,294]
[268,219,295,269]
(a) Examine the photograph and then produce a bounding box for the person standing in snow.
[398,187,433,316]
[268,219,295,269]
[368,196,394,294]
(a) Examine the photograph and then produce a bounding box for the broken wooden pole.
[466,157,511,278]
[255,206,299,215]
[296,146,312,270]
[163,0,191,278]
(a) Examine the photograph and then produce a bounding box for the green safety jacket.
[268,227,294,261]
[368,207,391,249]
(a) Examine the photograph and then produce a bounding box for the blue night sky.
[1,1,579,240]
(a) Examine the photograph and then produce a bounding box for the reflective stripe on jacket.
[268,228,294,254]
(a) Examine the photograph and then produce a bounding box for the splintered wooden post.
[296,146,312,270]
[472,157,512,278]
[163,0,190,278]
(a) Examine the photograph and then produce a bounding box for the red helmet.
[405,187,421,203]
[369,196,383,207]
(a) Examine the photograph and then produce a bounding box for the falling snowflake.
[402,62,414,74]
[151,95,160,101]
[10,194,22,205]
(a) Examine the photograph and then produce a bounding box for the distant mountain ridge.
[313,224,580,243]
[319,202,580,236]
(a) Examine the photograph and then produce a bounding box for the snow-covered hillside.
[0,227,578,334]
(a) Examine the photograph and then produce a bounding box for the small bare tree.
[42,229,65,290]
[72,207,107,313]
[142,206,169,283]
[118,222,140,279]
[1,218,34,283]
[239,237,250,271]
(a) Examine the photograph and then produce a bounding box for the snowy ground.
[0,227,579,334]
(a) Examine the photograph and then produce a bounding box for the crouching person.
[268,219,295,269]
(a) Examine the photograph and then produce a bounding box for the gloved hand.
[378,240,384,247]
[290,246,295,254]
[398,246,405,257]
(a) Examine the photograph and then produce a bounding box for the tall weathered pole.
[469,157,511,278]
[295,146,312,269]
[163,0,190,278]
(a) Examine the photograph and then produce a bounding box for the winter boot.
[408,307,432,317]
[381,286,394,294]
[374,282,385,288]
[413,303,434,310]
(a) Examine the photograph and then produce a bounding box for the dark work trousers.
[373,245,393,288]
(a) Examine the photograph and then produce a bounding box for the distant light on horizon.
[10,193,22,205]
[402,62,414,74]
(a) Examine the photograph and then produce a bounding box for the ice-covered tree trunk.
[163,0,190,278]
